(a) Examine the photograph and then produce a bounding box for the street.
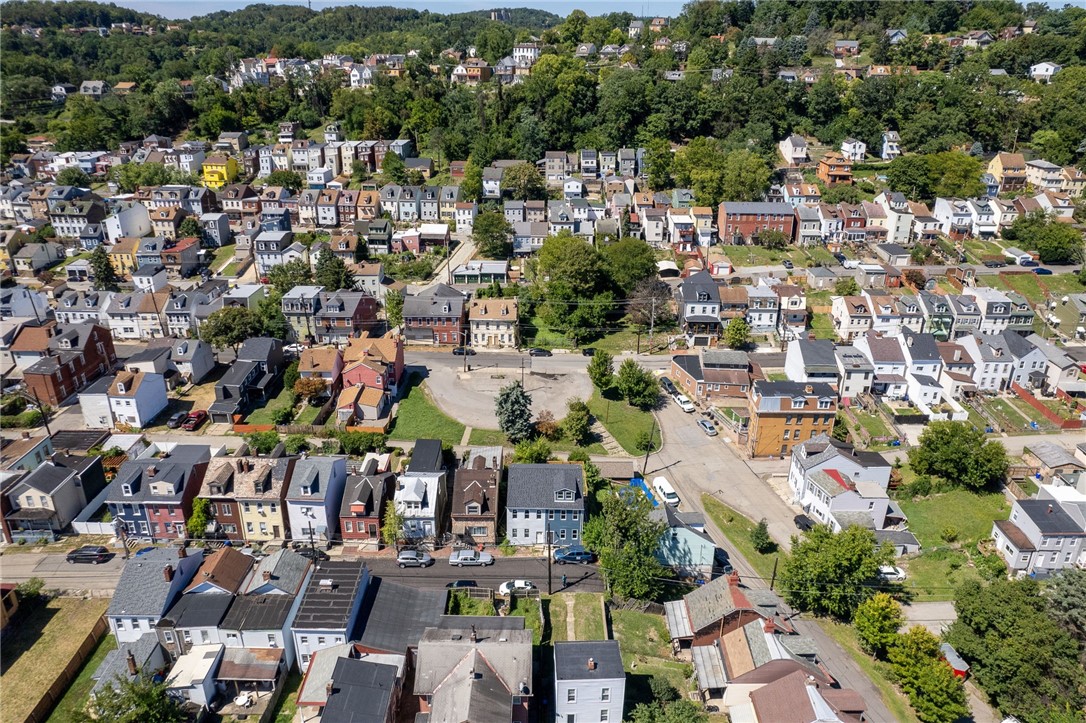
[0,550,124,593]
[362,556,604,595]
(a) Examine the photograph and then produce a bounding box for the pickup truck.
[449,549,495,566]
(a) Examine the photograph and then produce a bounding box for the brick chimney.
[177,546,187,559]
[263,571,272,582]
[727,570,741,587]
[764,618,776,634]
[163,564,174,581]
[587,657,596,671]
[126,649,138,676]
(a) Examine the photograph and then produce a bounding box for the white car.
[878,565,907,582]
[498,579,536,596]
[673,393,695,413]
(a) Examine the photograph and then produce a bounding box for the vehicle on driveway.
[446,580,478,589]
[878,565,907,582]
[449,549,494,566]
[672,393,695,413]
[652,477,680,507]
[793,514,814,531]
[660,377,676,394]
[697,419,718,436]
[295,547,329,562]
[553,545,596,565]
[397,549,434,568]
[782,259,794,270]
[182,410,207,431]
[498,579,536,595]
[66,545,111,564]
[452,346,476,356]
[528,348,552,357]
[165,411,188,429]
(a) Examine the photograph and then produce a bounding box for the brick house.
[402,284,467,346]
[341,332,405,396]
[717,202,795,244]
[106,445,211,542]
[22,322,117,406]
[450,447,502,545]
[816,151,853,186]
[339,463,394,544]
[670,350,752,402]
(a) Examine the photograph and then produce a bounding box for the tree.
[602,237,656,294]
[381,501,404,548]
[384,289,404,327]
[294,377,327,402]
[265,170,304,193]
[254,290,291,339]
[834,277,860,296]
[750,518,773,553]
[616,358,659,409]
[755,229,790,250]
[888,627,970,723]
[472,211,513,258]
[854,593,905,657]
[201,306,257,355]
[627,278,674,331]
[381,151,407,184]
[496,380,534,443]
[780,525,892,619]
[1045,569,1086,646]
[186,497,211,538]
[1003,211,1085,265]
[583,489,670,600]
[267,258,312,295]
[722,318,750,350]
[512,437,552,463]
[587,350,614,391]
[283,360,301,391]
[502,162,547,201]
[75,677,184,723]
[563,398,592,446]
[177,216,203,240]
[56,166,91,187]
[886,155,933,198]
[460,157,483,202]
[907,421,1008,489]
[629,700,708,723]
[245,431,280,454]
[535,409,561,440]
[89,245,119,290]
[314,248,354,291]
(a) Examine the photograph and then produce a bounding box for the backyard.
[587,388,661,456]
[243,384,297,426]
[465,427,608,456]
[725,244,809,269]
[44,634,116,723]
[571,593,607,641]
[387,374,465,447]
[701,495,781,581]
[506,595,544,645]
[208,242,236,271]
[610,609,693,712]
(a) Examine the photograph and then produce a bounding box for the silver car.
[397,549,433,568]
[697,419,718,436]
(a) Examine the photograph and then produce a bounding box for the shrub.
[245,431,280,454]
[975,551,1007,582]
[648,675,678,703]
[940,527,959,543]
[535,410,562,440]
[635,429,657,453]
[907,474,933,497]
[285,434,310,454]
[272,406,295,425]
[0,410,43,428]
[750,519,775,554]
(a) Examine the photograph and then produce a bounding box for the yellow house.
[109,237,139,278]
[202,154,239,191]
[231,456,294,543]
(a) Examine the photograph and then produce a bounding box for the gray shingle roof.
[554,640,624,681]
[408,440,443,473]
[506,464,584,510]
[356,578,447,654]
[322,657,400,723]
[287,456,343,500]
[242,548,312,595]
[220,594,295,631]
[107,547,204,619]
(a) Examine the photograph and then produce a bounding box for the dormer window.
[121,483,133,496]
[116,382,126,394]
[466,502,480,514]
[791,397,806,409]
[555,489,574,502]
[302,485,311,496]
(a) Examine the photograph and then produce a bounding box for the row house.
[670,349,752,403]
[341,333,405,396]
[402,284,467,346]
[677,270,722,347]
[932,197,973,240]
[106,445,211,543]
[718,202,795,244]
[340,457,395,543]
[313,291,379,344]
[20,322,118,407]
[78,370,169,429]
[55,290,113,326]
[450,448,502,545]
[4,453,107,543]
[282,285,324,342]
[988,152,1027,193]
[49,200,106,240]
[747,381,838,459]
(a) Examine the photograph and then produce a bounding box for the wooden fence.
[1010,382,1084,430]
[24,614,109,723]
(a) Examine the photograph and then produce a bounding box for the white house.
[881,131,901,161]
[106,547,204,643]
[285,456,348,543]
[787,434,893,506]
[778,134,809,166]
[554,641,626,723]
[1030,62,1061,83]
[79,371,168,429]
[840,138,866,162]
[104,203,151,243]
[394,439,447,538]
[291,560,369,667]
[166,644,224,708]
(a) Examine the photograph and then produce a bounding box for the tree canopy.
[496,380,534,443]
[583,488,671,600]
[907,421,1008,490]
[780,525,893,620]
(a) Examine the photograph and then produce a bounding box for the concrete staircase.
[591,420,625,455]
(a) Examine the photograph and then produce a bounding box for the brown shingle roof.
[184,547,254,594]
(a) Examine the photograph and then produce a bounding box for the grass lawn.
[244,385,296,425]
[0,597,111,723]
[388,374,466,447]
[587,388,660,456]
[270,670,303,723]
[465,428,608,456]
[810,312,836,340]
[294,404,321,425]
[548,595,569,643]
[817,620,921,723]
[44,633,116,723]
[728,245,806,268]
[849,410,895,442]
[209,242,236,270]
[56,251,91,268]
[447,591,496,616]
[803,246,838,267]
[611,609,693,710]
[571,593,607,641]
[507,596,543,645]
[806,290,832,308]
[222,261,242,277]
[702,495,782,581]
[896,488,1009,601]
[982,397,1035,432]
[1006,397,1057,430]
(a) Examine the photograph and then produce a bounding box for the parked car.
[581,347,596,356]
[181,410,207,431]
[782,259,794,270]
[878,565,907,582]
[449,549,494,566]
[295,547,329,562]
[697,419,718,437]
[66,545,111,564]
[983,260,1006,268]
[672,393,695,413]
[553,545,596,565]
[1032,267,1053,275]
[528,348,552,357]
[660,377,676,394]
[397,549,434,568]
[1020,259,1038,267]
[652,477,681,507]
[452,346,476,356]
[793,514,814,531]
[498,579,536,595]
[446,580,478,589]
[165,411,188,429]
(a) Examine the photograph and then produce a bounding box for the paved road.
[0,550,125,592]
[361,556,604,595]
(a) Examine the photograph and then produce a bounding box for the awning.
[692,644,727,691]
[218,648,283,682]
[664,600,692,639]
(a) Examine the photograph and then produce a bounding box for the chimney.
[470,625,477,643]
[954,348,961,362]
[326,681,334,697]
[177,546,187,559]
[727,570,741,587]
[163,564,174,581]
[1048,504,1054,514]
[263,570,272,582]
[126,650,138,676]
[587,657,596,671]
[236,459,244,472]
[21,431,30,440]
[764,618,776,634]
[804,385,813,394]
[147,465,157,478]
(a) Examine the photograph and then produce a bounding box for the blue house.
[505,464,584,546]
[651,504,717,579]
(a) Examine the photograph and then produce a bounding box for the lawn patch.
[466,428,608,457]
[702,495,782,580]
[244,385,296,425]
[293,404,321,425]
[270,670,303,723]
[388,374,466,447]
[209,242,236,270]
[447,591,496,616]
[507,595,543,645]
[571,593,607,640]
[611,609,693,711]
[549,595,569,643]
[587,388,660,456]
[44,633,116,723]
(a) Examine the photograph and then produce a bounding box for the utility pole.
[23,388,53,438]
[647,296,656,353]
[546,521,552,594]
[640,416,657,476]
[520,357,525,385]
[770,556,778,591]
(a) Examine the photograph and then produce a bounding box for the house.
[554,641,625,723]
[321,655,404,722]
[468,298,518,350]
[78,371,168,429]
[784,338,838,386]
[80,80,110,99]
[835,345,874,402]
[106,546,205,643]
[988,152,1027,194]
[881,131,901,161]
[993,498,1085,574]
[829,296,873,342]
[395,439,447,539]
[291,560,370,667]
[742,670,866,723]
[663,571,784,652]
[1022,442,1085,483]
[747,381,837,459]
[414,626,533,722]
[853,334,909,399]
[651,503,717,578]
[451,448,502,545]
[341,332,405,397]
[677,270,722,347]
[1026,159,1065,191]
[671,349,751,403]
[89,634,170,699]
[166,644,225,708]
[958,333,1014,392]
[1025,333,1079,391]
[106,445,211,543]
[12,240,65,277]
[4,454,107,542]
[313,292,378,345]
[402,284,467,346]
[22,322,117,407]
[208,337,284,424]
[1030,61,1061,83]
[834,40,859,58]
[233,456,295,543]
[340,460,394,544]
[817,151,852,186]
[506,463,585,546]
[717,202,794,244]
[286,456,348,544]
[778,135,809,166]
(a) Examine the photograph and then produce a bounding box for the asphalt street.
[361,556,604,595]
[0,550,125,593]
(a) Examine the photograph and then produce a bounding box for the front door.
[272,525,280,538]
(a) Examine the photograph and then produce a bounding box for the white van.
[652,477,680,507]
[673,393,695,413]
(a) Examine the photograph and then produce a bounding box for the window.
[601,687,610,702]
[512,529,517,538]
[163,630,174,642]
[344,521,352,532]
[572,529,579,540]
[317,636,326,645]
[601,712,609,722]
[524,529,529,538]
[512,510,518,519]
[567,689,577,703]
[536,510,542,519]
[299,636,308,645]
[559,529,567,540]
[560,511,567,521]
[246,522,254,533]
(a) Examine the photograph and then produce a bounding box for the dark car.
[295,547,330,562]
[446,579,478,589]
[1020,259,1038,267]
[581,348,596,356]
[982,260,1006,268]
[793,514,815,531]
[528,348,552,357]
[554,545,596,565]
[181,410,207,431]
[165,411,188,429]
[452,346,476,356]
[1032,267,1053,275]
[66,545,111,564]
[782,260,794,270]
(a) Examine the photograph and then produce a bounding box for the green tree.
[907,421,1008,489]
[886,155,933,198]
[627,278,675,331]
[267,258,312,295]
[755,229,790,250]
[245,431,280,454]
[616,358,659,408]
[89,244,119,290]
[75,677,184,723]
[563,398,592,446]
[643,138,673,190]
[294,376,327,403]
[512,437,553,463]
[722,318,750,350]
[496,380,534,443]
[381,501,404,548]
[283,360,301,390]
[177,216,203,240]
[472,210,513,258]
[929,151,985,199]
[384,289,404,327]
[1003,211,1085,265]
[264,170,305,193]
[854,593,905,657]
[888,627,969,723]
[186,497,211,538]
[314,248,354,291]
[587,350,615,391]
[502,162,547,201]
[56,166,91,187]
[254,289,291,339]
[583,489,671,600]
[381,151,407,185]
[750,518,773,553]
[201,306,258,355]
[601,237,656,294]
[834,277,860,296]
[1045,569,1086,646]
[0,129,27,165]
[780,525,892,619]
[460,157,483,202]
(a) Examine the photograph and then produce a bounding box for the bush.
[321,439,342,454]
[0,410,43,428]
[750,518,775,554]
[940,527,959,543]
[285,434,309,454]
[272,406,295,425]
[975,551,1007,582]
[535,410,562,440]
[245,431,280,454]
[635,429,657,453]
[499,537,517,556]
[907,474,933,498]
[0,396,27,415]
[648,675,678,703]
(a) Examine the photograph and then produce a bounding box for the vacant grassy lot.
[388,375,465,447]
[549,595,569,643]
[702,495,782,580]
[981,397,1050,433]
[447,591,496,616]
[587,388,661,456]
[611,609,692,712]
[726,245,808,268]
[507,596,543,645]
[1,596,110,723]
[244,384,297,425]
[269,670,302,723]
[465,427,608,456]
[571,593,607,641]
[44,633,116,723]
[209,242,236,270]
[810,311,837,340]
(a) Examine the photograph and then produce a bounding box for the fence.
[24,615,109,723]
[1010,382,1084,430]
[232,422,276,434]
[72,487,113,535]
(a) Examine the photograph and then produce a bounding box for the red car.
[182,410,208,431]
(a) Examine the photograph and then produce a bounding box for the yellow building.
[230,456,294,543]
[108,237,139,278]
[746,380,838,459]
[202,154,239,191]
